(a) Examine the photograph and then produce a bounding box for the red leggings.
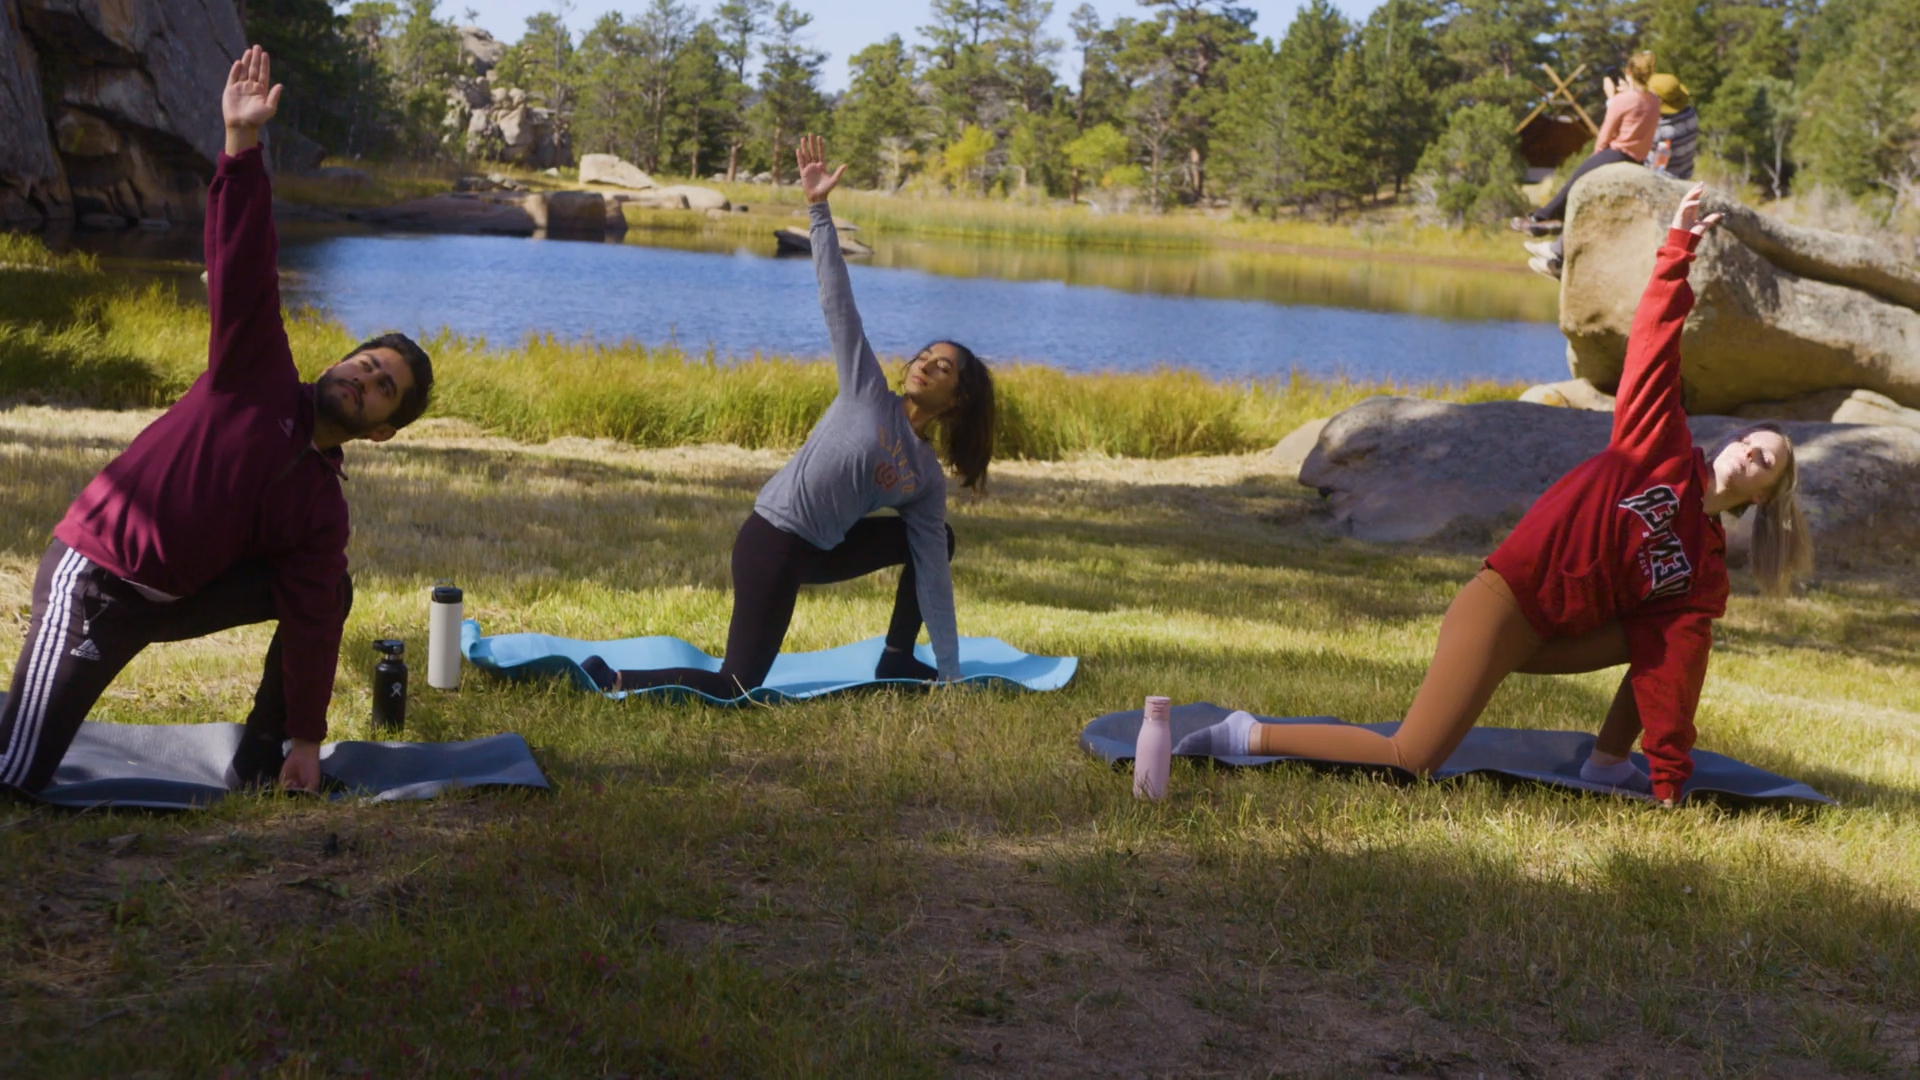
[1249,569,1641,770]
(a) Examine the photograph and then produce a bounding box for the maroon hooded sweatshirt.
[54,147,350,742]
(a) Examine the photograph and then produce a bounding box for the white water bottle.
[1134,695,1172,800]
[428,583,464,690]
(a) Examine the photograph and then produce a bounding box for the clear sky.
[449,0,1384,92]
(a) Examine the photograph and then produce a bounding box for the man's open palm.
[796,134,845,205]
[224,45,281,131]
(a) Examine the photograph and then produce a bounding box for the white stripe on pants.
[2,548,88,787]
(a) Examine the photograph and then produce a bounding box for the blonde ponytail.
[1720,422,1814,597]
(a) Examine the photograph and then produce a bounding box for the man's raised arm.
[206,45,292,392]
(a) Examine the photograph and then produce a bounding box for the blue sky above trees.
[449,0,1380,90]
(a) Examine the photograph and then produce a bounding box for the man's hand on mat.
[223,45,282,155]
[795,134,845,206]
[280,739,321,792]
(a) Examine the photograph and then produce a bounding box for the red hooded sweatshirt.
[54,147,350,742]
[1485,228,1728,803]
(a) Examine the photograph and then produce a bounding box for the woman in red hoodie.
[1177,184,1812,806]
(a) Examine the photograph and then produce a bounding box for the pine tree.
[997,0,1062,116]
[631,0,696,173]
[1436,0,1555,114]
[752,2,828,184]
[1796,0,1920,196]
[1274,0,1366,212]
[714,0,770,179]
[1352,0,1454,198]
[919,0,1008,137]
[1130,0,1257,201]
[242,0,396,156]
[837,35,924,188]
[669,22,733,178]
[496,11,578,115]
[1212,40,1299,211]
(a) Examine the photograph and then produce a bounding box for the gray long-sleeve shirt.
[753,201,960,679]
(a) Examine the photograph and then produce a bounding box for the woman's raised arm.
[1611,184,1723,459]
[798,135,887,398]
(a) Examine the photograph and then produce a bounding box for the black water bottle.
[372,639,408,734]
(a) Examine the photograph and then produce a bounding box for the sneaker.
[1524,239,1560,261]
[225,728,287,790]
[579,655,619,692]
[1528,254,1563,280]
[1508,216,1562,236]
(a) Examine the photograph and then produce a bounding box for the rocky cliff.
[1,0,244,225]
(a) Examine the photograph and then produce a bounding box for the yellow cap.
[1648,73,1690,115]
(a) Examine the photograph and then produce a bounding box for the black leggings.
[618,511,954,698]
[1532,148,1636,222]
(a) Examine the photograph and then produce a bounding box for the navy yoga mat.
[1080,702,1833,807]
[462,620,1078,703]
[0,694,550,811]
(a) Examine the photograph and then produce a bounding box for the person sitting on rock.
[1513,52,1664,278]
[0,47,435,794]
[579,134,995,699]
[1179,184,1812,807]
[1646,73,1699,181]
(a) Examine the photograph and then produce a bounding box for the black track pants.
[0,539,350,792]
[1532,148,1636,222]
[619,511,955,698]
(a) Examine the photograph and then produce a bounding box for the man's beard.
[315,371,377,435]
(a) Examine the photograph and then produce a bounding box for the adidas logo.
[70,639,102,662]
[279,418,295,437]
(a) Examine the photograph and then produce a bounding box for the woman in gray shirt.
[582,135,996,698]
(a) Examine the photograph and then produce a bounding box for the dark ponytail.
[922,340,995,491]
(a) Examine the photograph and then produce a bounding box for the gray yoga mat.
[1,694,550,810]
[1080,702,1834,807]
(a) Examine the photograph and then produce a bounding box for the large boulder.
[1736,387,1920,432]
[1297,396,1920,549]
[1518,377,1616,411]
[1560,165,1920,414]
[1,0,245,223]
[618,191,690,212]
[444,83,570,169]
[656,184,728,211]
[578,153,656,190]
[355,192,537,235]
[523,190,604,234]
[457,25,505,75]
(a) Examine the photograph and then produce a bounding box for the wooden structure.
[1515,63,1601,172]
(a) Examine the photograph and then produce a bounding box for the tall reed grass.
[0,233,1522,458]
[671,180,1529,263]
[465,163,1532,264]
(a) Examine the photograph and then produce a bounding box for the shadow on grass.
[1022,828,1917,1071]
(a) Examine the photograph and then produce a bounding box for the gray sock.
[1172,710,1259,758]
[1580,755,1650,792]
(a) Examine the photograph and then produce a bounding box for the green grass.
[0,405,1916,1076]
[0,235,1520,460]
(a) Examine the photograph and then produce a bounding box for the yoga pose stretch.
[1179,184,1811,806]
[581,134,995,698]
[0,47,434,793]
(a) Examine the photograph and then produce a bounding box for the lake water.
[70,224,1569,385]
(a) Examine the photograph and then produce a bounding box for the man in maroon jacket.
[0,46,434,794]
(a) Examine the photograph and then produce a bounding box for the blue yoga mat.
[1080,702,1833,808]
[0,694,551,811]
[462,619,1078,703]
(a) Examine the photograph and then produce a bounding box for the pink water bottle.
[1134,696,1172,800]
